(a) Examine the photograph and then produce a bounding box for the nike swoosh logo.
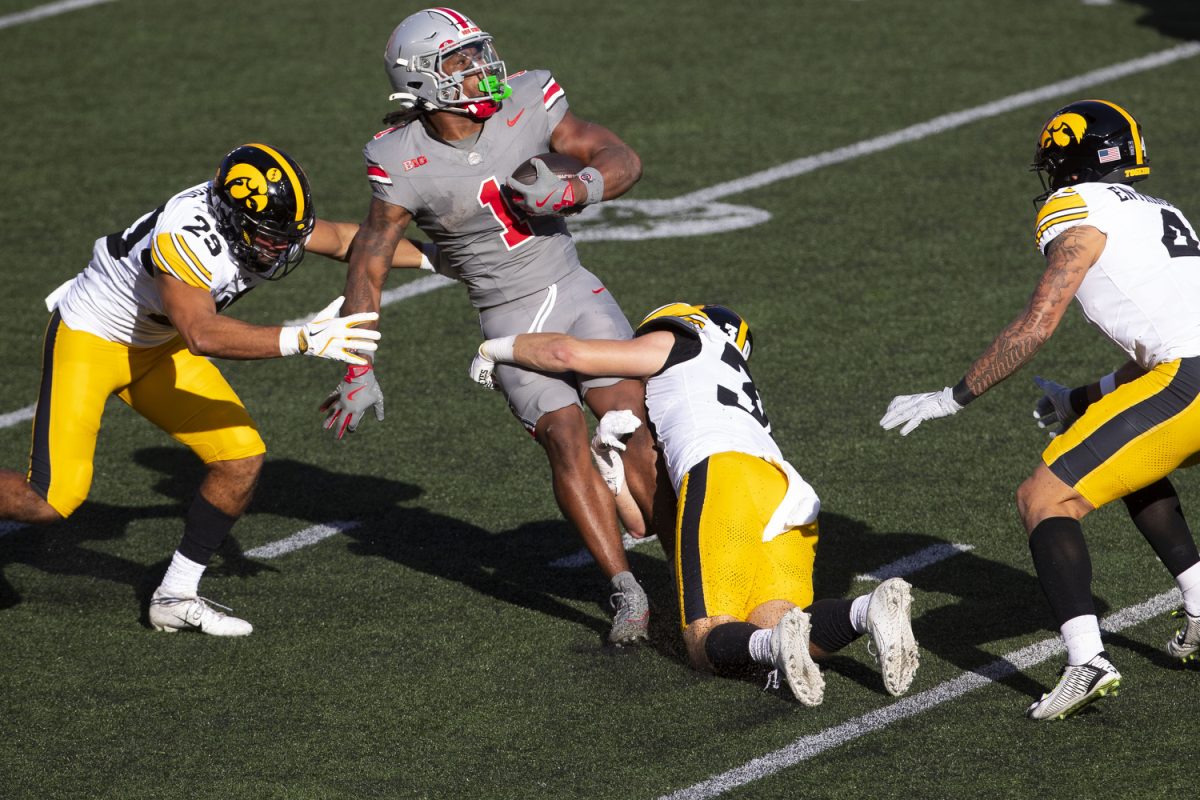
[506,109,525,127]
[346,387,365,401]
[592,287,607,294]
[535,191,557,208]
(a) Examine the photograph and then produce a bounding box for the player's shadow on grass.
[132,446,657,642]
[811,511,1113,700]
[1128,0,1200,41]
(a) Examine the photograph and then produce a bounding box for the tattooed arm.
[341,197,412,327]
[959,226,1106,398]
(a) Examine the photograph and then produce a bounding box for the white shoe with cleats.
[771,608,824,706]
[149,588,253,637]
[866,577,920,696]
[1026,651,1121,721]
[1166,608,1200,663]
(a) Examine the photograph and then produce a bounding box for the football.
[509,151,585,185]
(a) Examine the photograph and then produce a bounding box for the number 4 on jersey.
[1161,209,1200,258]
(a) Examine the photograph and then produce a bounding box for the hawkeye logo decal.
[1041,112,1088,149]
[224,163,270,212]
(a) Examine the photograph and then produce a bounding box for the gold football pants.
[27,312,265,516]
[675,451,819,627]
[1043,357,1200,508]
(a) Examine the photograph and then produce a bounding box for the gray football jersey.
[364,70,581,309]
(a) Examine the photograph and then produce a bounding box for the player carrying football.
[881,100,1200,719]
[322,8,659,644]
[0,143,429,635]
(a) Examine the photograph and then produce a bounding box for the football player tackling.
[323,8,659,644]
[471,304,920,704]
[0,143,430,635]
[881,100,1200,719]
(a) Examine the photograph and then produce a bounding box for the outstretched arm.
[957,226,1106,400]
[307,218,432,269]
[882,225,1106,435]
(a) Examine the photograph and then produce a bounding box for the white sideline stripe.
[0,0,115,30]
[855,543,974,582]
[679,41,1200,207]
[659,589,1181,800]
[5,44,1198,429]
[244,520,360,559]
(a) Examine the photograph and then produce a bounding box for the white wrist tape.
[279,326,303,356]
[1099,372,1118,395]
[482,335,516,363]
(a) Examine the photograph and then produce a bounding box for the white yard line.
[0,0,114,30]
[854,543,974,582]
[6,43,1199,428]
[243,520,360,559]
[659,589,1181,800]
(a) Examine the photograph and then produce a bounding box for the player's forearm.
[176,315,289,360]
[587,143,642,200]
[959,314,1053,400]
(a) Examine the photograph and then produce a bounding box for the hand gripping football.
[509,152,585,184]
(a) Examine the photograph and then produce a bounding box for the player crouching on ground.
[470,303,920,704]
[0,143,432,636]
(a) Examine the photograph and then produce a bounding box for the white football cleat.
[771,607,824,706]
[866,577,920,696]
[1166,608,1200,663]
[1026,651,1121,721]
[149,588,253,637]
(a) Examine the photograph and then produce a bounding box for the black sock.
[703,621,759,672]
[1123,478,1200,578]
[805,598,858,653]
[178,494,237,566]
[1028,517,1095,626]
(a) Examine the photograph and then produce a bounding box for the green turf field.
[3,1,1200,797]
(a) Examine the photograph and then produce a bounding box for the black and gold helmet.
[699,304,754,360]
[1031,99,1150,198]
[209,143,314,279]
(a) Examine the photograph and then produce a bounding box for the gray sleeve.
[363,140,422,214]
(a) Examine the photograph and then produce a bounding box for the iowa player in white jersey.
[470,304,920,704]
[0,143,429,635]
[881,100,1200,719]
[324,8,659,644]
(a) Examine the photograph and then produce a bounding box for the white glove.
[1032,376,1077,438]
[280,296,380,365]
[880,387,963,436]
[469,336,515,391]
[590,410,642,495]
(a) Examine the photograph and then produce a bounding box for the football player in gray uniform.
[323,8,659,644]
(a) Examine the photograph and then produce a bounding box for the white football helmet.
[383,8,510,120]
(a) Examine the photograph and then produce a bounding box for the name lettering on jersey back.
[1107,185,1172,207]
[404,156,429,172]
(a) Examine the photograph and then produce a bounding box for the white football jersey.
[636,306,783,491]
[55,183,267,347]
[1036,182,1200,368]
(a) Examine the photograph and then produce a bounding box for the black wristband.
[951,378,977,407]
[1068,386,1091,417]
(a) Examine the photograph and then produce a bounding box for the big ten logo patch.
[404,156,429,172]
